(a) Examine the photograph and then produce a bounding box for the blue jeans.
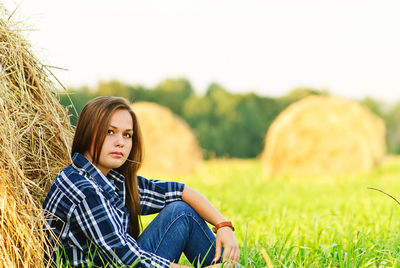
[137,201,218,266]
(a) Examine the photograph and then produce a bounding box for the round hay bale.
[0,11,74,202]
[0,8,74,266]
[262,95,386,177]
[0,170,52,267]
[131,102,202,177]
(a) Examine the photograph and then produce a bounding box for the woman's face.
[85,109,134,175]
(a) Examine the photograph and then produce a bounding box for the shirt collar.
[71,152,124,194]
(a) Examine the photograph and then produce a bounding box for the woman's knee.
[159,201,208,235]
[163,201,196,217]
[170,201,193,212]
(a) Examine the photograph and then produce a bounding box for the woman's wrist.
[212,221,235,233]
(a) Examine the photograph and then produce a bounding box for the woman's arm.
[181,185,240,264]
[73,190,171,267]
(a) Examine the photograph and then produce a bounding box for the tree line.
[58,78,400,158]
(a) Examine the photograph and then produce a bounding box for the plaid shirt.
[43,152,185,267]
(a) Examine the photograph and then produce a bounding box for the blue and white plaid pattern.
[43,152,185,267]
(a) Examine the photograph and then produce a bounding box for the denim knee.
[163,201,196,217]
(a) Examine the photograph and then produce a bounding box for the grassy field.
[141,156,400,267]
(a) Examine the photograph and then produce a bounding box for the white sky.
[3,0,400,104]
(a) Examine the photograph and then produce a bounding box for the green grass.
[154,157,400,267]
[56,157,400,267]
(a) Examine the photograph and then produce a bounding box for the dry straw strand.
[0,8,73,202]
[0,170,56,267]
[260,248,274,268]
[367,187,400,208]
[0,8,74,267]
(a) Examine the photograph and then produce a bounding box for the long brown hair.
[71,96,143,239]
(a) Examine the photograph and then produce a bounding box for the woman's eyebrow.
[109,125,133,131]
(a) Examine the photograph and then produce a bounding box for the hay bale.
[0,8,74,267]
[262,96,386,177]
[0,170,54,267]
[0,10,74,202]
[131,102,202,177]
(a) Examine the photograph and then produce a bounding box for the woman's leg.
[137,201,218,266]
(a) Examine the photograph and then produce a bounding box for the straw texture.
[0,9,74,267]
[0,170,56,267]
[262,96,386,177]
[131,102,202,177]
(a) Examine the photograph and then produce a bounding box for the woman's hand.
[181,186,241,266]
[170,226,240,268]
[213,226,240,264]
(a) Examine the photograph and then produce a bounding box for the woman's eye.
[124,133,132,138]
[107,129,114,135]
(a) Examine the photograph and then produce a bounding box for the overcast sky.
[3,0,400,104]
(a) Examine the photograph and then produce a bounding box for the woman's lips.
[111,152,123,157]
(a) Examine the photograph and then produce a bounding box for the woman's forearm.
[181,185,240,264]
[181,185,227,226]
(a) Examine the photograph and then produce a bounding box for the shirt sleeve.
[137,176,185,215]
[73,190,171,268]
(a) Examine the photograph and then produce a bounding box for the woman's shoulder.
[136,175,184,193]
[136,175,157,190]
[51,164,101,203]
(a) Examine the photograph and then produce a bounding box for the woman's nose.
[115,135,124,146]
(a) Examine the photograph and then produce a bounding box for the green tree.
[278,87,328,109]
[58,86,93,126]
[233,94,281,157]
[153,78,194,115]
[183,84,282,158]
[183,84,238,157]
[359,96,385,118]
[96,80,131,100]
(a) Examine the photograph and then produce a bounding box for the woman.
[43,96,240,267]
